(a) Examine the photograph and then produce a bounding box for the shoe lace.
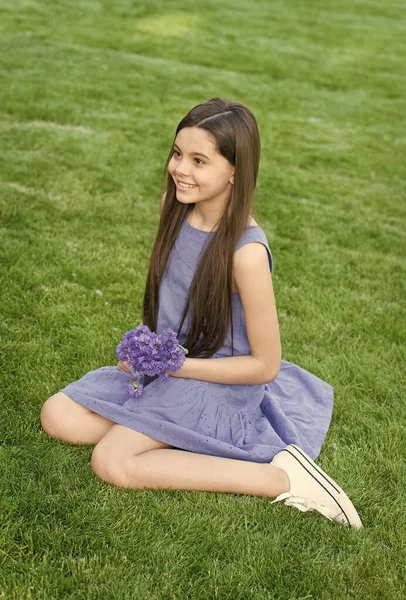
[271,492,337,522]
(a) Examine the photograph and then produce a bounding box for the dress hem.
[60,388,282,463]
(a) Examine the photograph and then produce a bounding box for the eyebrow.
[173,143,210,160]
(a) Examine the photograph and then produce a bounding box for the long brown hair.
[142,97,261,358]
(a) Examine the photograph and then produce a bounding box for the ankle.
[270,464,291,495]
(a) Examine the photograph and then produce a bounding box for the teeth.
[178,181,196,188]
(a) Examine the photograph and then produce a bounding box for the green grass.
[1,0,405,598]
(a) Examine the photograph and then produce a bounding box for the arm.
[170,242,281,385]
[176,355,271,385]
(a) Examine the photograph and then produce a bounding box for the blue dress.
[59,217,334,462]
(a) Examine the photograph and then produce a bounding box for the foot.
[270,445,363,529]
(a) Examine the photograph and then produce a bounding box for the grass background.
[1,0,405,598]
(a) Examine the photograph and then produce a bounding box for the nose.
[173,157,191,178]
[176,167,190,178]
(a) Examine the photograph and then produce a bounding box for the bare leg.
[130,448,290,498]
[40,392,115,444]
[91,425,290,498]
[42,395,290,498]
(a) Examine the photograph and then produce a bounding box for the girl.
[41,97,362,529]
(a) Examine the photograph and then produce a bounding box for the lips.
[177,181,198,189]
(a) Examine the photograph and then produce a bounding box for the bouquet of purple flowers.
[116,324,189,399]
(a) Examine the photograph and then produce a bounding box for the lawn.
[0,0,405,598]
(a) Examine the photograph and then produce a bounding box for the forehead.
[174,127,218,155]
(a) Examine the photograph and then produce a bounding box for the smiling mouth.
[177,183,198,191]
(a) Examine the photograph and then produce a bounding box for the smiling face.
[168,127,235,209]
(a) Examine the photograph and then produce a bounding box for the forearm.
[181,355,271,385]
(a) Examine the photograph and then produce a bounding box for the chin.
[176,196,192,206]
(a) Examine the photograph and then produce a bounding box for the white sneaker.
[270,444,363,529]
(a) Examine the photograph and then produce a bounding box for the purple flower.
[127,380,145,399]
[116,325,188,398]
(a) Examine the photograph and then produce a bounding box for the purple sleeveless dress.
[59,217,334,462]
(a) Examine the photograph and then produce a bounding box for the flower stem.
[129,375,142,390]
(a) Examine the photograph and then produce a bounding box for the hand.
[117,359,189,377]
[117,361,132,374]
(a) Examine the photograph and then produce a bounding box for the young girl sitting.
[41,97,362,529]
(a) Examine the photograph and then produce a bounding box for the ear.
[229,169,235,185]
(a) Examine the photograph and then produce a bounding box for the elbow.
[263,360,281,384]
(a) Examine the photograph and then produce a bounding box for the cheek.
[168,159,176,174]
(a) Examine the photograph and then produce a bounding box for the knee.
[91,443,131,488]
[40,392,85,443]
[40,394,65,439]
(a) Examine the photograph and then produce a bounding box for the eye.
[172,150,204,165]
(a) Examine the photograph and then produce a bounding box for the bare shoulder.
[231,219,263,292]
[233,241,268,273]
[235,216,260,259]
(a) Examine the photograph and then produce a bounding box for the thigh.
[91,424,175,485]
[93,424,174,460]
[40,391,114,445]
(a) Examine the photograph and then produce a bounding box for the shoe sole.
[284,445,363,529]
